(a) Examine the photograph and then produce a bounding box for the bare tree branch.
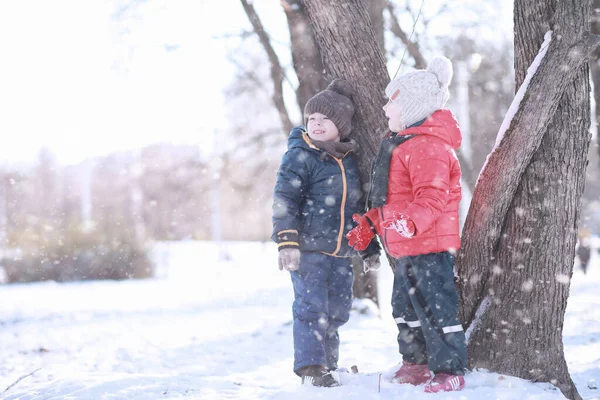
[282,0,327,112]
[240,0,294,133]
[3,368,41,394]
[225,128,282,157]
[211,30,255,40]
[386,1,427,69]
[225,55,270,93]
[421,3,450,28]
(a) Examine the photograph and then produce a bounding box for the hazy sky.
[0,0,250,165]
[0,0,511,166]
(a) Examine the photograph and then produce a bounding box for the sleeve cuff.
[359,237,381,260]
[364,207,381,234]
[276,230,299,251]
[364,215,377,235]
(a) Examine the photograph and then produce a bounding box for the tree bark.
[302,0,389,176]
[282,0,385,117]
[282,0,327,113]
[368,0,386,56]
[302,0,392,306]
[591,0,600,162]
[457,1,600,399]
[351,256,379,306]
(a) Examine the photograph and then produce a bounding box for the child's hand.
[346,213,376,251]
[382,212,415,238]
[278,248,300,271]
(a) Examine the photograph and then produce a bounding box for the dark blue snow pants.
[290,251,353,374]
[392,251,466,375]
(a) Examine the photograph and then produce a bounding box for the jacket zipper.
[380,208,390,253]
[331,156,347,256]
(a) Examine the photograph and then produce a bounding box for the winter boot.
[424,373,465,393]
[391,362,431,385]
[299,365,340,387]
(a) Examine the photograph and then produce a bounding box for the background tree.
[455,1,600,398]
[592,0,600,149]
[281,0,326,111]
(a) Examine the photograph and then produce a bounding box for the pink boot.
[424,373,465,393]
[392,362,431,385]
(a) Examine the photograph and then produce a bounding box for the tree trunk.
[368,0,385,56]
[282,0,327,113]
[302,0,390,307]
[457,1,599,399]
[302,0,389,176]
[351,255,378,306]
[591,0,600,161]
[357,0,384,307]
[283,0,385,112]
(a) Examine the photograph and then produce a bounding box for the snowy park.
[0,241,599,399]
[1,0,600,399]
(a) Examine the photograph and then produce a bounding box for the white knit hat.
[385,56,453,128]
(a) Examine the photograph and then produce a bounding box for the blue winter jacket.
[272,127,379,258]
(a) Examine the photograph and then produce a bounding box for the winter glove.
[382,212,415,238]
[362,253,381,273]
[346,211,378,251]
[278,248,301,272]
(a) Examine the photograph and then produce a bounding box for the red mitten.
[346,213,377,251]
[382,212,416,238]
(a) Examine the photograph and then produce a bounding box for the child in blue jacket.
[272,79,380,387]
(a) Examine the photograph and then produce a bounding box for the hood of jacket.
[399,109,462,150]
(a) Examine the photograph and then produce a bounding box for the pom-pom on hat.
[304,79,355,139]
[385,56,453,128]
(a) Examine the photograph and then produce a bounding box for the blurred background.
[0,0,598,285]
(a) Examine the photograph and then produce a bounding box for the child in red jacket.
[347,56,467,393]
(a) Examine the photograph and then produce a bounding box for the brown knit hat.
[304,79,355,139]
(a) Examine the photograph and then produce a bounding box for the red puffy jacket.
[371,109,462,258]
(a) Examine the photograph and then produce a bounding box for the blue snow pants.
[290,251,354,374]
[392,251,466,375]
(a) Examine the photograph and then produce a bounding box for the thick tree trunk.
[354,0,384,307]
[591,0,600,161]
[282,0,327,113]
[351,255,378,306]
[302,0,389,177]
[302,0,390,306]
[457,1,599,399]
[283,0,384,116]
[368,0,385,56]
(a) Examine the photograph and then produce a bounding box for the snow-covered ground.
[0,241,599,399]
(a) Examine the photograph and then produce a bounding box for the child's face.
[306,113,341,142]
[383,101,404,132]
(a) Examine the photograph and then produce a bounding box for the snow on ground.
[0,241,599,399]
